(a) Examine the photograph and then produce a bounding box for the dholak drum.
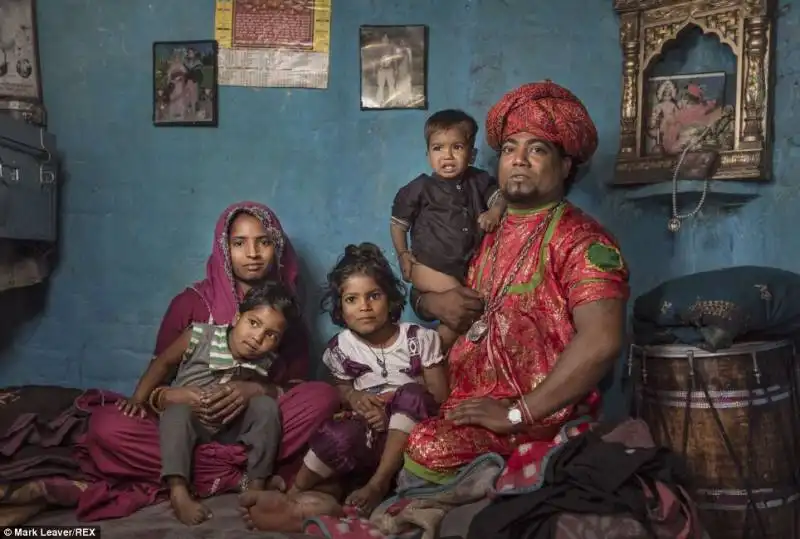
[628,340,800,539]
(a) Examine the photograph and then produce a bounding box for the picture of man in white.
[375,34,397,105]
[369,33,414,107]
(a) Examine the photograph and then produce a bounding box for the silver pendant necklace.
[371,346,389,378]
[467,204,560,343]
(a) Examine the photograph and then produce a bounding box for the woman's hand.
[160,386,205,414]
[446,398,517,435]
[420,287,484,333]
[116,398,148,418]
[203,384,247,425]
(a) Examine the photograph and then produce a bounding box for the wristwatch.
[507,403,523,426]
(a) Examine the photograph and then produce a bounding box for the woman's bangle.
[148,387,166,414]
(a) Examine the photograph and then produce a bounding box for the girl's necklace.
[371,346,389,378]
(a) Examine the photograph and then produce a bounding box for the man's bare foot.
[238,490,302,532]
[239,490,343,532]
[169,488,212,525]
[249,478,266,491]
[344,481,389,516]
[286,484,302,499]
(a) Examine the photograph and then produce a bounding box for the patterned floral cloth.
[302,420,707,539]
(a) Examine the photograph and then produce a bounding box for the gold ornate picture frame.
[614,0,775,185]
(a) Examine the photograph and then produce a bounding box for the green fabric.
[586,242,623,272]
[403,454,457,485]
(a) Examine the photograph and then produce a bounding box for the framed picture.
[644,71,735,156]
[153,40,218,127]
[0,0,44,102]
[359,25,427,111]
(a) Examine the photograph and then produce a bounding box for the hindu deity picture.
[645,71,735,156]
[153,40,219,127]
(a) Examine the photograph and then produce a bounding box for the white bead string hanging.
[668,124,714,233]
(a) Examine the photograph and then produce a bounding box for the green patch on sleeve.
[586,242,624,272]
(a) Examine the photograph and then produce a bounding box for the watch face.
[508,407,522,424]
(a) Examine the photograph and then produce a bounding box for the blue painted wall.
[4,0,797,418]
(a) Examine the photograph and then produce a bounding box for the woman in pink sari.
[74,202,340,522]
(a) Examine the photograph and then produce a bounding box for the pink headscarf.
[191,201,300,325]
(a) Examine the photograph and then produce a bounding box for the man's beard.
[500,185,539,205]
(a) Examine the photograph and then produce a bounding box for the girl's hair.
[321,242,407,328]
[239,281,299,322]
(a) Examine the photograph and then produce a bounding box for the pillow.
[633,266,800,351]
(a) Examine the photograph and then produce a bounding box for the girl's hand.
[362,408,388,432]
[348,391,384,416]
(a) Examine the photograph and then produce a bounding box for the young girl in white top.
[288,242,449,515]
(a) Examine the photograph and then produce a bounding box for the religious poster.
[214,0,331,89]
[153,40,219,127]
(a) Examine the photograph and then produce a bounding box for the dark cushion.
[632,266,800,351]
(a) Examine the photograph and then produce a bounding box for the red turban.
[485,80,598,164]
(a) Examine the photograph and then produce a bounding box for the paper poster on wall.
[214,0,331,89]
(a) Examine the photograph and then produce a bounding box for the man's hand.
[419,287,485,333]
[446,398,517,434]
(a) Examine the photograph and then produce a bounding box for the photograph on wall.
[359,25,427,111]
[0,0,43,102]
[153,40,219,127]
[644,71,735,156]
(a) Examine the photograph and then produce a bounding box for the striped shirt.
[171,323,274,388]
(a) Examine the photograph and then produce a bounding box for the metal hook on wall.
[38,128,55,186]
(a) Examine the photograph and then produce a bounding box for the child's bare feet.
[345,480,389,516]
[169,487,212,525]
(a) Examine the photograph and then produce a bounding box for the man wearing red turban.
[404,81,629,485]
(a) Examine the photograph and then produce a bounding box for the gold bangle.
[148,387,165,413]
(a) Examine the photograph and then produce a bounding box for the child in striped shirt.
[118,282,295,525]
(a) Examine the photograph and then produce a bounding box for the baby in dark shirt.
[390,109,506,348]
